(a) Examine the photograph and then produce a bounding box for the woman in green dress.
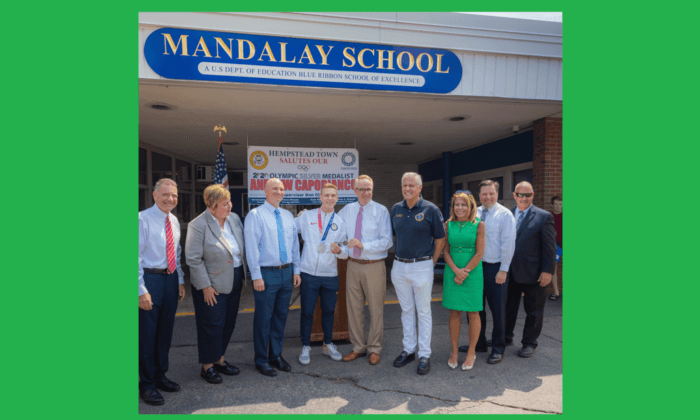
[442,191,485,371]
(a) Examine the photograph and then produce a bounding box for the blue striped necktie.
[516,210,525,231]
[274,208,288,264]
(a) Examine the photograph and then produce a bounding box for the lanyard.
[317,208,335,243]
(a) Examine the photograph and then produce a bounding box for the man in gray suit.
[186,184,248,384]
[504,181,557,358]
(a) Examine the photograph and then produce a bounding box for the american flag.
[215,139,229,189]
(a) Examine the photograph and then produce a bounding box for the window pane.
[422,184,434,200]
[176,159,192,189]
[139,188,148,212]
[152,152,172,186]
[228,171,244,187]
[452,183,462,194]
[513,169,533,190]
[175,192,192,223]
[195,193,206,215]
[493,176,504,199]
[139,148,147,185]
[467,180,481,204]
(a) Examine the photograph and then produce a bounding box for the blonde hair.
[446,192,478,224]
[321,183,338,193]
[353,175,373,188]
[203,184,231,211]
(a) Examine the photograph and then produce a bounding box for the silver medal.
[317,243,326,252]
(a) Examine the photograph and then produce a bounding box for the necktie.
[165,215,176,274]
[353,206,363,259]
[516,210,525,232]
[275,208,288,264]
[482,208,488,224]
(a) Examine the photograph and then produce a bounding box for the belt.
[348,257,384,265]
[394,256,432,263]
[143,268,172,275]
[261,263,291,270]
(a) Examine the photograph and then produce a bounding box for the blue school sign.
[144,28,462,94]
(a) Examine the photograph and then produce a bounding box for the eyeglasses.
[454,190,471,195]
[515,192,533,198]
[356,188,373,193]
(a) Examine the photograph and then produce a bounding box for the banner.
[247,147,359,205]
[144,28,462,94]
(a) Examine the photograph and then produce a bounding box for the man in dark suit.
[505,181,557,358]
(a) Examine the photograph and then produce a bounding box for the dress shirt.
[244,201,301,280]
[138,204,185,296]
[477,203,516,272]
[337,200,392,260]
[295,209,349,276]
[207,211,242,267]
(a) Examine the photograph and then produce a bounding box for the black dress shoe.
[200,366,223,384]
[255,363,278,377]
[270,356,292,372]
[213,361,240,376]
[487,353,504,364]
[417,357,430,375]
[156,376,181,392]
[505,339,514,346]
[518,346,536,358]
[393,351,416,367]
[140,388,165,406]
[458,345,488,353]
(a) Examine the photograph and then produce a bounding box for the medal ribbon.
[317,208,335,244]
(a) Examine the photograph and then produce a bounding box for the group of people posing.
[138,173,558,406]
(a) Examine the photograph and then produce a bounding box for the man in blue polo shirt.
[390,172,446,375]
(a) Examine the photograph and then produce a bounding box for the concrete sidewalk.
[143,268,563,414]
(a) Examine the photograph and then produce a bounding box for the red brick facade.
[532,117,563,295]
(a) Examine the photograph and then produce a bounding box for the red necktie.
[165,215,177,274]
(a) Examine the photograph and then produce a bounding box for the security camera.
[512,125,520,134]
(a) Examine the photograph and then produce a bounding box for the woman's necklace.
[457,220,468,232]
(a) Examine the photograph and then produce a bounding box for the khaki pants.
[346,259,387,354]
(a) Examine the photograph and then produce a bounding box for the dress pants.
[191,266,244,364]
[346,260,386,354]
[253,265,294,366]
[504,276,547,348]
[391,260,434,359]
[139,272,179,390]
[299,273,339,346]
[475,262,509,355]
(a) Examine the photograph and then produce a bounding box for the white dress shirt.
[207,211,242,267]
[337,200,393,260]
[138,204,185,296]
[244,201,301,280]
[477,202,516,272]
[295,209,349,276]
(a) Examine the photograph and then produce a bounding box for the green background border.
[7,1,688,418]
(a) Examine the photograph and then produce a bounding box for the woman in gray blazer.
[186,184,248,384]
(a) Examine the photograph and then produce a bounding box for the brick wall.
[533,117,563,295]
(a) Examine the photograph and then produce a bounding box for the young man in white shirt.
[295,183,349,365]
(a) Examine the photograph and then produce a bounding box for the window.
[139,188,148,211]
[513,169,533,190]
[152,152,173,186]
[175,192,192,223]
[139,148,147,185]
[176,159,193,187]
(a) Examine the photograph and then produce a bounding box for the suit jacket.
[186,210,248,294]
[509,205,556,284]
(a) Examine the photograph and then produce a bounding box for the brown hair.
[446,192,478,224]
[478,179,499,194]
